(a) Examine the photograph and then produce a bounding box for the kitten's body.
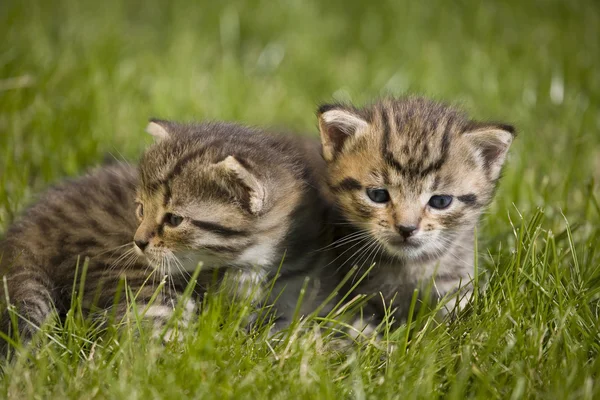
[0,163,145,339]
[317,97,515,325]
[0,121,335,346]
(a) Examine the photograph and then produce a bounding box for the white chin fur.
[384,243,425,260]
[235,242,276,268]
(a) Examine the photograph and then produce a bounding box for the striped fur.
[0,163,145,345]
[317,97,515,324]
[0,121,336,347]
[136,121,336,328]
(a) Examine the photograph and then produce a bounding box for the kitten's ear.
[463,122,516,180]
[215,156,266,215]
[317,104,369,161]
[145,119,172,141]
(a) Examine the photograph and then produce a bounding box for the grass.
[1,0,599,398]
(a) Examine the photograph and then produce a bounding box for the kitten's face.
[318,98,514,263]
[134,172,256,270]
[132,121,288,272]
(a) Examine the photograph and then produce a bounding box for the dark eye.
[428,195,453,209]
[136,203,144,218]
[164,213,184,227]
[366,188,390,203]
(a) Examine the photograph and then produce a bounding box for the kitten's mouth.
[382,236,426,260]
[387,237,422,248]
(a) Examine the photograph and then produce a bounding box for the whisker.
[323,237,371,270]
[171,253,192,280]
[312,229,372,253]
[336,238,376,274]
[351,238,380,282]
[109,248,136,271]
[95,242,134,257]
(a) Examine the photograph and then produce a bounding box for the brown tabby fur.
[0,120,336,348]
[317,97,515,326]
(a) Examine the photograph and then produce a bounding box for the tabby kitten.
[0,120,334,346]
[0,163,141,344]
[136,120,335,329]
[317,97,515,325]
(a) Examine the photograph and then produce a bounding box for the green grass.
[1,0,600,398]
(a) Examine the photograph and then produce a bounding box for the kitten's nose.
[396,224,418,239]
[135,239,149,251]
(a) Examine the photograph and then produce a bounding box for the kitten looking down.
[317,97,515,324]
[0,120,334,347]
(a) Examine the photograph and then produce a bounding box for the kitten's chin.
[384,243,425,261]
[380,238,437,263]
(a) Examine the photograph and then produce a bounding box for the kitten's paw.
[153,325,185,343]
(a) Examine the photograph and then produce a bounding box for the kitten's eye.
[164,213,184,227]
[366,188,390,203]
[136,203,144,218]
[428,195,453,209]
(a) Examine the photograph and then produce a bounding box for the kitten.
[316,97,515,326]
[137,120,336,330]
[0,120,335,347]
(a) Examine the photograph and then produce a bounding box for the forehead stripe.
[432,175,441,192]
[191,220,249,238]
[162,182,171,206]
[151,147,212,206]
[380,106,391,152]
[332,177,362,192]
[164,148,209,182]
[382,116,454,178]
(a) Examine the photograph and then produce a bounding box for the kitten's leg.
[89,269,200,342]
[0,264,56,348]
[266,270,338,334]
[105,289,197,343]
[145,296,197,342]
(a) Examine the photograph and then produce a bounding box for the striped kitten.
[0,163,141,345]
[317,97,515,325]
[0,120,334,346]
[137,120,335,329]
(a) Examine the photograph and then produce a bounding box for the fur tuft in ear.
[463,122,516,180]
[317,105,369,161]
[145,119,171,141]
[214,156,266,215]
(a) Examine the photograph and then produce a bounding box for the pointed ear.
[317,104,369,161]
[463,122,516,180]
[214,156,266,215]
[145,119,171,141]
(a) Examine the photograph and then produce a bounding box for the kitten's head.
[133,120,302,272]
[317,97,515,262]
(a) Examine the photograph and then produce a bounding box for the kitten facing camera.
[317,97,515,325]
[0,120,336,347]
